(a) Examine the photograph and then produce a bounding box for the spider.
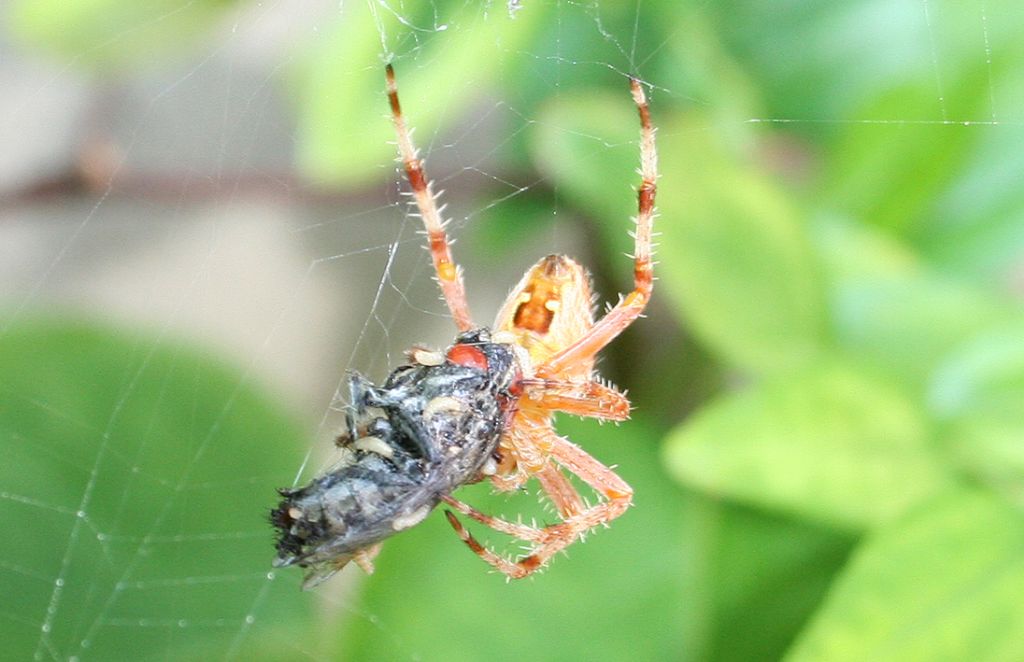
[271,64,656,584]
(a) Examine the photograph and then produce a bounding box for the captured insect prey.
[272,330,519,588]
[271,64,657,585]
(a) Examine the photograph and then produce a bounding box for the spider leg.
[520,378,630,421]
[444,511,548,578]
[539,77,657,377]
[385,64,474,331]
[445,430,632,579]
[488,468,528,493]
[441,427,586,572]
[536,463,586,518]
[441,456,583,539]
[441,496,553,543]
[548,434,633,527]
[494,435,633,578]
[482,378,627,498]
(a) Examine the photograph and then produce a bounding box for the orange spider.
[272,65,656,585]
[386,64,657,578]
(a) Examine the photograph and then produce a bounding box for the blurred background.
[2,0,1024,660]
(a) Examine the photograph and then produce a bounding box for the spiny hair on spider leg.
[271,328,521,588]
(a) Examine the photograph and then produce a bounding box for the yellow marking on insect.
[392,505,432,531]
[424,395,464,418]
[412,348,445,366]
[353,436,394,458]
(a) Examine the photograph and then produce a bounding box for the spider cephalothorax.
[272,64,657,583]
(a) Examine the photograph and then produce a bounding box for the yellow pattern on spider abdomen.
[494,255,595,371]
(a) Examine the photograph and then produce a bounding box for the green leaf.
[703,503,854,661]
[531,91,643,251]
[823,76,988,235]
[817,218,1015,386]
[294,1,545,186]
[658,124,829,374]
[929,322,1024,505]
[832,278,1011,385]
[929,323,1024,420]
[822,5,1024,240]
[709,1,942,127]
[9,0,235,69]
[919,122,1024,282]
[533,95,828,374]
[663,360,952,530]
[0,318,311,659]
[788,489,1024,662]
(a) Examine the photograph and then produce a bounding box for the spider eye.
[446,344,488,371]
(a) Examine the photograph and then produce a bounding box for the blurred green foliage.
[0,320,311,659]
[9,0,240,68]
[5,0,1024,660]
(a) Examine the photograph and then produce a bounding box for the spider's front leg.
[540,76,657,377]
[386,64,474,332]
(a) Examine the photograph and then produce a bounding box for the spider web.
[1,0,1021,660]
